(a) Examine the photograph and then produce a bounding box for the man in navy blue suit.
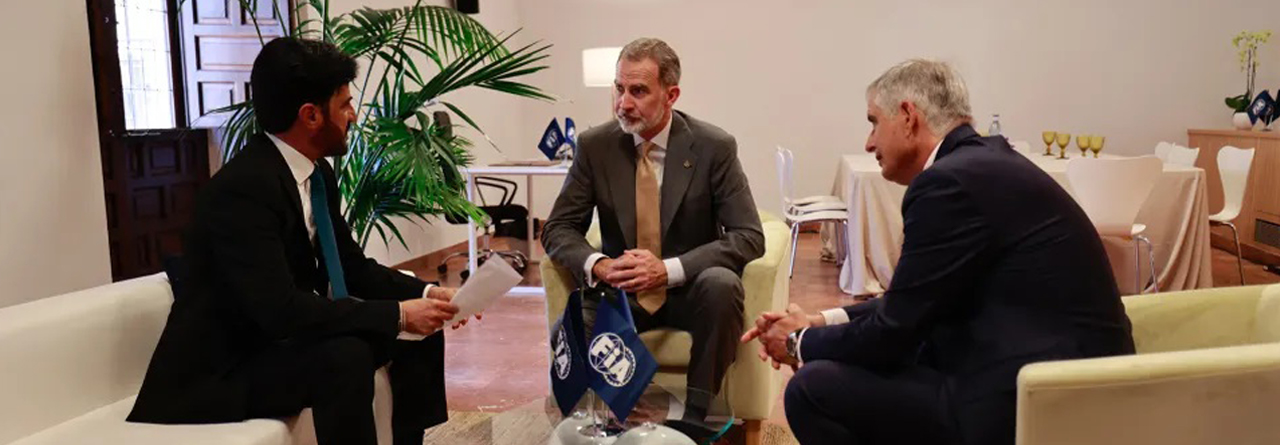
[742,60,1135,445]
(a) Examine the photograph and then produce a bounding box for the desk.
[461,164,570,296]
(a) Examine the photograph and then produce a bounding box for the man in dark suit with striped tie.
[128,37,467,445]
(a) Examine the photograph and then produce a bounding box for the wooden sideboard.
[1187,129,1280,266]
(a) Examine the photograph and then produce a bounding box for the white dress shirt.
[266,134,434,308]
[268,133,317,243]
[800,139,946,362]
[583,115,687,288]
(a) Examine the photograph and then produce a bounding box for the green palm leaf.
[215,0,551,250]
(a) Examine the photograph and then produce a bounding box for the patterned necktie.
[635,141,666,313]
[310,168,348,300]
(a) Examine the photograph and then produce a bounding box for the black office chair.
[438,176,529,282]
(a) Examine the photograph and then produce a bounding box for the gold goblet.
[1077,134,1091,157]
[1042,131,1057,156]
[1056,132,1071,159]
[1089,135,1105,158]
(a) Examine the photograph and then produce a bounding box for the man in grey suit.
[542,38,765,415]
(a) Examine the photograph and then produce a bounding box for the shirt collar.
[922,139,944,171]
[631,113,673,151]
[267,133,316,185]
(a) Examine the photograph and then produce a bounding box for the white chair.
[1165,144,1200,168]
[1153,141,1175,163]
[1210,146,1256,285]
[776,146,846,214]
[1066,156,1164,294]
[775,148,849,278]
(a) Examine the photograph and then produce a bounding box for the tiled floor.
[402,232,1280,432]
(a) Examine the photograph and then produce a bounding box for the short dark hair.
[619,38,680,87]
[250,37,357,133]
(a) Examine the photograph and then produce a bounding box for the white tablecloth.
[821,153,1213,295]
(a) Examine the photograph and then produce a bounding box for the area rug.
[423,402,799,444]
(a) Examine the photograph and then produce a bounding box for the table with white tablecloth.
[821,153,1213,296]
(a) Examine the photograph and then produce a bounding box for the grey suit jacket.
[542,110,765,286]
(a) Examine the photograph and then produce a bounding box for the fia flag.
[550,289,590,416]
[587,288,659,422]
[538,118,565,160]
[1248,90,1276,126]
[564,117,578,150]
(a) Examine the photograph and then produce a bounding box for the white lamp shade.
[582,47,621,87]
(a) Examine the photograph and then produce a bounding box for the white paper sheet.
[397,258,523,340]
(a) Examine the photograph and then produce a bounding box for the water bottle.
[988,114,1002,137]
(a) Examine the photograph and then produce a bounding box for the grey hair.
[867,59,972,135]
[618,38,681,87]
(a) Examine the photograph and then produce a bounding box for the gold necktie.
[635,141,666,313]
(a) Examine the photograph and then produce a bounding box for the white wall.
[0,1,112,307]
[517,0,1280,216]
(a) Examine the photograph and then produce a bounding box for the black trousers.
[239,333,447,445]
[584,266,745,400]
[784,360,961,445]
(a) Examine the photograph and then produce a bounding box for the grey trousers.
[581,266,745,401]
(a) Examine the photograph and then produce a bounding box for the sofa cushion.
[639,328,693,367]
[1257,285,1280,344]
[0,274,172,443]
[11,396,291,445]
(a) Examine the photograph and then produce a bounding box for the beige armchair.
[1017,285,1280,445]
[540,212,790,445]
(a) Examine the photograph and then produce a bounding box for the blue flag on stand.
[538,118,565,160]
[1248,90,1276,126]
[550,289,590,416]
[564,117,578,150]
[587,289,659,422]
[1274,89,1280,125]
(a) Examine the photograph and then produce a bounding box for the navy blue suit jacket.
[800,125,1134,438]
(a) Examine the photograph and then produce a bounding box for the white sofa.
[0,273,394,445]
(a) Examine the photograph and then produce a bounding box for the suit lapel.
[255,134,314,256]
[660,112,696,237]
[608,130,639,249]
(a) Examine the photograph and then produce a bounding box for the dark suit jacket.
[800,125,1135,442]
[128,134,428,424]
[542,110,765,285]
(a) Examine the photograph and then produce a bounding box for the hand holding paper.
[399,298,458,336]
[398,258,522,340]
[446,257,523,324]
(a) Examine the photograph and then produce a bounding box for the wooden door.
[88,0,212,280]
[182,0,289,128]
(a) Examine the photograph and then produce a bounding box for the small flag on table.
[564,117,578,151]
[1248,90,1276,126]
[586,288,659,422]
[550,289,590,416]
[538,118,565,160]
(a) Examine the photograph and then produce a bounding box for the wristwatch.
[785,328,805,362]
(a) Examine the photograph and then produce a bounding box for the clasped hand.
[593,249,668,293]
[739,303,822,370]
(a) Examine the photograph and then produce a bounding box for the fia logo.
[553,326,572,380]
[589,333,636,387]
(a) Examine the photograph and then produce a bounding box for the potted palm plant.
[1226,30,1271,130]
[215,0,553,250]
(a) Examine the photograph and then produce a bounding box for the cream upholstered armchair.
[1017,285,1280,445]
[540,211,790,445]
